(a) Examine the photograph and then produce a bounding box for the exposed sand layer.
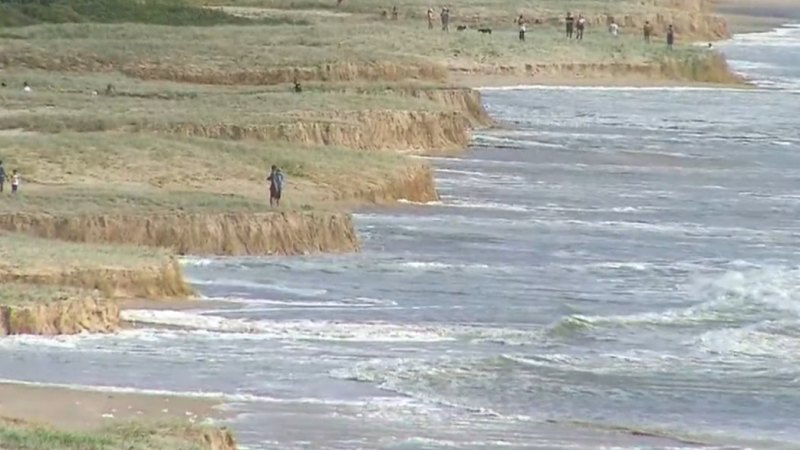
[157,88,489,154]
[0,256,191,299]
[0,211,360,256]
[0,297,118,335]
[453,52,742,87]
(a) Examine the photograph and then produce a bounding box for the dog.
[456,25,467,31]
[477,27,492,34]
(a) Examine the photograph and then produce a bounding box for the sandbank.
[0,382,223,431]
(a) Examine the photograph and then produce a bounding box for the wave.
[120,310,543,345]
[441,199,531,213]
[187,278,328,297]
[548,265,800,337]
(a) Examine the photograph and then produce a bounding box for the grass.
[193,0,646,16]
[0,131,416,211]
[0,232,169,270]
[0,420,227,450]
[0,71,445,135]
[0,16,704,80]
[0,283,91,305]
[0,0,306,27]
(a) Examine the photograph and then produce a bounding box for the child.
[11,169,19,194]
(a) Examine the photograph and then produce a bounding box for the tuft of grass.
[0,419,227,450]
[0,283,93,305]
[0,0,308,27]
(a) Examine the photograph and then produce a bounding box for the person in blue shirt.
[267,165,285,208]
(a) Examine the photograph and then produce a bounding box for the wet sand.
[0,382,224,431]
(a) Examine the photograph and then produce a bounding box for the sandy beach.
[0,382,223,431]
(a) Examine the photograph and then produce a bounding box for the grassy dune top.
[0,419,229,450]
[0,232,169,269]
[0,0,303,27]
[0,73,444,134]
[0,283,91,305]
[0,12,709,80]
[0,130,420,212]
[195,0,662,17]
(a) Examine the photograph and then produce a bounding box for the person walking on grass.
[267,165,285,208]
[0,161,5,193]
[518,16,526,42]
[10,170,19,195]
[565,12,575,39]
[667,24,675,49]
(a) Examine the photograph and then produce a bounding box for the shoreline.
[0,381,226,431]
[2,0,799,448]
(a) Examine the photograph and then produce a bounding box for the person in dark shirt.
[565,12,575,39]
[267,165,285,208]
[667,24,675,49]
[0,160,6,193]
[643,20,653,43]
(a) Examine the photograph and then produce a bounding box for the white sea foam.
[119,310,543,346]
[478,85,748,93]
[188,278,328,297]
[397,199,443,206]
[443,199,531,213]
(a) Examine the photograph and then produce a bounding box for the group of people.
[0,161,20,195]
[426,7,450,31]
[413,7,677,47]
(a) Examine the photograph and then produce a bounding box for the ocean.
[2,25,800,450]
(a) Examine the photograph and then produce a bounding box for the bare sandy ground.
[0,382,224,431]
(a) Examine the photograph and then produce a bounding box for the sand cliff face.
[160,88,490,154]
[0,212,359,256]
[0,258,191,299]
[162,110,470,155]
[454,52,741,85]
[345,164,439,204]
[0,297,119,335]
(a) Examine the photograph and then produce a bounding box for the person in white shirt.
[609,21,619,36]
[23,81,31,93]
[11,170,20,195]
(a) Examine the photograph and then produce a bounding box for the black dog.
[477,27,492,34]
[456,25,467,31]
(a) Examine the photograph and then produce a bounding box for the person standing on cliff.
[576,15,586,41]
[518,16,526,42]
[10,169,19,195]
[427,7,435,30]
[565,12,575,39]
[0,160,6,193]
[643,21,653,43]
[666,24,675,49]
[267,165,285,208]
